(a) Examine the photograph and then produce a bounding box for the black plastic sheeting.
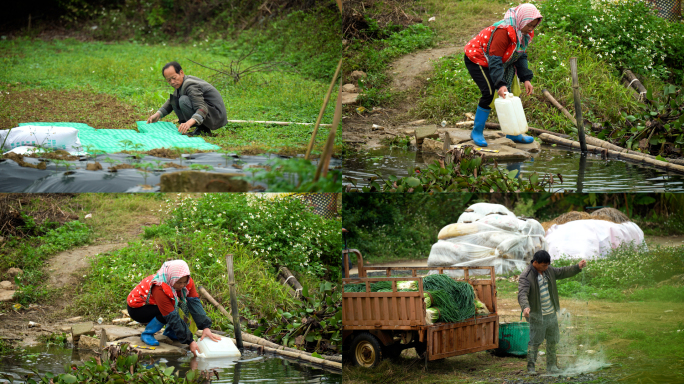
[0,152,341,192]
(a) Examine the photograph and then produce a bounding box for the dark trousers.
[128,305,166,325]
[172,95,214,133]
[464,55,495,110]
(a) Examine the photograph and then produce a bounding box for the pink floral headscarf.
[495,3,543,52]
[151,260,190,303]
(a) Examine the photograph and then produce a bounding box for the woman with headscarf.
[464,3,542,147]
[127,260,221,355]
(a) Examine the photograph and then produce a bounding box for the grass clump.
[553,243,684,302]
[1,220,91,305]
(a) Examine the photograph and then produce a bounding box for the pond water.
[0,346,341,383]
[343,145,684,192]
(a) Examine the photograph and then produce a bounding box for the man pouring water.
[518,250,587,375]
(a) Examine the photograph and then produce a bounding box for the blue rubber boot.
[140,317,164,346]
[471,106,490,147]
[506,134,534,144]
[163,325,178,341]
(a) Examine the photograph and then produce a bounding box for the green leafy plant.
[189,164,214,171]
[242,158,342,192]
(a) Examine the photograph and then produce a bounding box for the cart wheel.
[414,342,427,358]
[351,332,383,368]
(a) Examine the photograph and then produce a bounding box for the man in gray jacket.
[146,61,227,136]
[518,250,586,375]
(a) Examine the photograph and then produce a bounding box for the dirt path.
[389,46,463,92]
[344,44,463,150]
[1,211,161,347]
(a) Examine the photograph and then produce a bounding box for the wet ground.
[343,145,684,192]
[0,345,341,383]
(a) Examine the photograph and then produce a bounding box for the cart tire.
[351,332,383,368]
[414,342,427,358]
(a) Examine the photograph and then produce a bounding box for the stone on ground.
[78,335,101,351]
[95,325,142,341]
[422,138,445,154]
[341,92,360,105]
[7,268,23,277]
[0,281,12,289]
[72,322,95,342]
[415,126,438,145]
[342,83,358,93]
[160,171,248,192]
[111,336,185,355]
[0,290,15,302]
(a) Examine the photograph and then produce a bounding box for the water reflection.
[0,346,340,384]
[343,145,684,192]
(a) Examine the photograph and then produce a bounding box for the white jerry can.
[494,93,528,136]
[196,336,241,358]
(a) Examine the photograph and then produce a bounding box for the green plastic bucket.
[498,312,529,356]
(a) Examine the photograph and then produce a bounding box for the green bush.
[1,220,91,304]
[553,243,684,302]
[535,0,684,82]
[155,194,341,278]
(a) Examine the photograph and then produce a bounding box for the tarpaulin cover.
[15,121,220,153]
[0,152,341,193]
[428,203,547,276]
[545,220,646,259]
[1,125,83,154]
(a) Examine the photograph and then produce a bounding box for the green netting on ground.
[19,122,220,153]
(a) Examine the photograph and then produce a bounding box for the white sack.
[1,126,82,154]
[4,146,48,155]
[545,220,646,259]
[429,205,546,276]
[457,203,514,223]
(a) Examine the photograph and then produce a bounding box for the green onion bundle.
[426,307,440,324]
[423,274,476,323]
[343,281,394,292]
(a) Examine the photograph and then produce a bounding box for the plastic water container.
[494,93,528,136]
[196,336,241,358]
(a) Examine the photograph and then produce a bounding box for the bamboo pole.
[527,127,570,139]
[453,121,502,129]
[278,267,303,298]
[538,133,684,174]
[305,57,343,160]
[226,120,331,127]
[225,254,243,349]
[198,286,233,323]
[584,135,684,166]
[314,75,343,180]
[569,58,587,153]
[238,339,343,370]
[623,70,648,102]
[542,89,603,131]
[542,89,577,125]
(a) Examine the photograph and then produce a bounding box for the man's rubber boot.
[546,343,561,374]
[471,106,490,147]
[140,317,164,346]
[506,134,534,144]
[163,325,178,341]
[527,347,538,375]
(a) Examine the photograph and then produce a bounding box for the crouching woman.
[126,260,220,355]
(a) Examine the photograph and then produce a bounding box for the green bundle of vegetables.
[426,307,440,324]
[475,300,489,315]
[343,281,394,292]
[423,274,476,323]
[423,292,433,308]
[397,281,418,291]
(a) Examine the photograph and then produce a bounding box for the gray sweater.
[518,262,581,323]
[158,75,227,130]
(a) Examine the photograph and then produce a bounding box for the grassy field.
[0,20,341,156]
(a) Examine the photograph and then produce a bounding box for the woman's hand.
[524,81,534,96]
[498,86,508,99]
[200,328,222,342]
[189,341,199,356]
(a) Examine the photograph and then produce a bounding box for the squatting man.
[146,61,227,136]
[518,250,587,375]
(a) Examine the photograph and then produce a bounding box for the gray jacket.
[158,75,227,130]
[518,262,581,323]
